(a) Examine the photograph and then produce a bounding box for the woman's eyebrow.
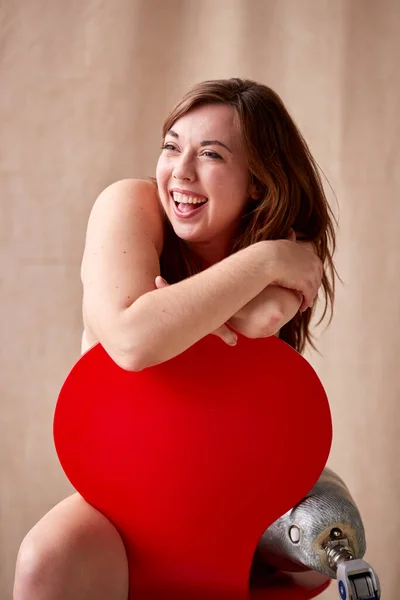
[200,140,232,153]
[166,129,232,153]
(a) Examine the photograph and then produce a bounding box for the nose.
[173,153,196,182]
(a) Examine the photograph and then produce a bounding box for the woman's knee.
[14,531,51,596]
[14,494,129,600]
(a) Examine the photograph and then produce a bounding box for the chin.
[171,227,203,243]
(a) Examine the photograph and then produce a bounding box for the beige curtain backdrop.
[1,0,399,598]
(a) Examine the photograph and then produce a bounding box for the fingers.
[300,269,321,311]
[301,279,319,311]
[211,324,238,346]
[303,255,323,311]
[300,296,311,312]
[300,277,320,311]
[155,275,169,289]
[287,228,296,242]
[300,293,316,312]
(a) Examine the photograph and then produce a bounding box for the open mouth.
[170,192,209,217]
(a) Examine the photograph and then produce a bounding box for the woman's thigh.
[14,492,129,600]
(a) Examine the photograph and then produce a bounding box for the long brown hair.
[158,78,337,354]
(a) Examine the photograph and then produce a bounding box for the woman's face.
[156,103,259,265]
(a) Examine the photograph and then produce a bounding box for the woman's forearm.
[228,286,302,338]
[226,237,315,339]
[116,241,277,370]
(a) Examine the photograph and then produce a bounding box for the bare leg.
[13,493,129,600]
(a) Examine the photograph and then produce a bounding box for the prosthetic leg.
[255,467,381,600]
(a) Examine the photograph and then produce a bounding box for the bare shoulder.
[96,177,159,200]
[81,178,163,280]
[92,177,160,203]
[85,178,163,253]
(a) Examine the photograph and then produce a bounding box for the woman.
[14,78,336,600]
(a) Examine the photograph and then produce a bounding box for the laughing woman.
[14,78,335,600]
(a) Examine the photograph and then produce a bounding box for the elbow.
[104,302,155,372]
[245,311,286,339]
[111,352,146,372]
[109,337,157,372]
[103,335,152,373]
[84,296,157,372]
[261,310,286,338]
[100,343,144,372]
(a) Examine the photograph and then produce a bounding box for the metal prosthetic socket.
[254,467,381,599]
[254,468,380,600]
[255,467,366,577]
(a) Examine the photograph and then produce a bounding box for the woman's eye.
[202,151,222,160]
[161,143,176,151]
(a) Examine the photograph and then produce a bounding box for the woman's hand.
[227,230,302,339]
[154,276,238,346]
[266,233,322,312]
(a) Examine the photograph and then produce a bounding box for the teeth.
[172,192,207,204]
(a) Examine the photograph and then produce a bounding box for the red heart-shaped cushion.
[54,334,332,598]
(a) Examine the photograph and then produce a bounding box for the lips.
[170,192,209,219]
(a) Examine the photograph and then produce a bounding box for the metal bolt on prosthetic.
[324,527,381,600]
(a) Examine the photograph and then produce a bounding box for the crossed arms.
[82,180,321,370]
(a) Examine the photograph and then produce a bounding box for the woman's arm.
[154,276,301,342]
[82,181,322,371]
[227,286,302,338]
[227,236,316,339]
